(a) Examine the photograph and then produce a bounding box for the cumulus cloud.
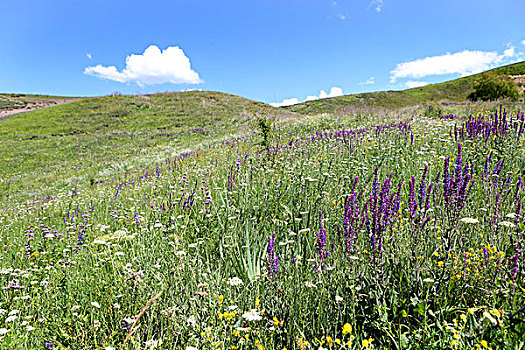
[181,88,203,92]
[405,81,429,89]
[270,87,344,107]
[84,45,202,86]
[390,47,521,82]
[319,87,344,99]
[359,77,375,86]
[337,14,346,20]
[86,53,92,60]
[270,98,300,107]
[521,39,525,46]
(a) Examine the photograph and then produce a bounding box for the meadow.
[0,98,524,349]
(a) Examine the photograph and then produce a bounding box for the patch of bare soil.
[0,99,77,119]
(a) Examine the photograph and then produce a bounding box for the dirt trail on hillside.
[0,99,77,119]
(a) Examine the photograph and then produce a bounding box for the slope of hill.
[0,91,295,204]
[283,61,525,115]
[0,91,286,136]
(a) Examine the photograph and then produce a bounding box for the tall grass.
[0,102,523,349]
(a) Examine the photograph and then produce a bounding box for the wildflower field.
[0,99,524,349]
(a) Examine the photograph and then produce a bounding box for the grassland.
[0,66,524,349]
[0,91,295,206]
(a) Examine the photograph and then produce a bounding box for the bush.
[467,72,520,101]
[254,115,274,151]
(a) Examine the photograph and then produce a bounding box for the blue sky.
[1,0,524,106]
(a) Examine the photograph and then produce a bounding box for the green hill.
[283,61,525,114]
[0,91,293,204]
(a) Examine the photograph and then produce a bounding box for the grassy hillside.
[1,100,524,349]
[284,61,525,115]
[0,91,295,205]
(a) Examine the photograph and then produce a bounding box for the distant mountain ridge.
[282,61,525,114]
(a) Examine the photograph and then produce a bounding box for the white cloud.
[359,77,375,85]
[270,98,300,107]
[321,87,344,98]
[84,45,202,86]
[271,87,344,107]
[521,39,525,46]
[390,47,521,82]
[503,47,515,57]
[405,81,429,88]
[86,53,92,60]
[337,14,346,20]
[181,88,203,92]
[371,0,384,12]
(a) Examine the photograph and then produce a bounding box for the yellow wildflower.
[342,323,352,335]
[326,336,333,347]
[362,338,374,348]
[490,309,501,317]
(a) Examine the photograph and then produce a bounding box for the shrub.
[255,115,274,151]
[467,72,519,101]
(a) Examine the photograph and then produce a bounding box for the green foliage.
[255,114,274,151]
[468,72,520,101]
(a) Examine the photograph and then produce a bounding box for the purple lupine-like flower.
[509,244,520,281]
[134,212,141,227]
[483,247,489,267]
[418,165,428,204]
[442,144,475,225]
[24,243,31,259]
[455,143,463,180]
[114,186,120,202]
[454,107,523,143]
[362,169,403,262]
[342,177,363,258]
[267,232,279,278]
